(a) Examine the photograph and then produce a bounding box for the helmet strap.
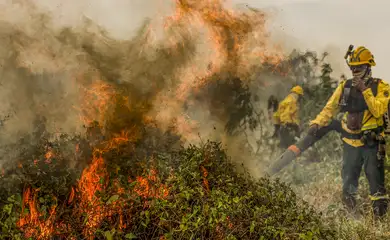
[363,66,372,81]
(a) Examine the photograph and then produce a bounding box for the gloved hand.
[352,77,368,92]
[308,124,319,136]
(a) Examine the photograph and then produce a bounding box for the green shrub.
[0,135,336,239]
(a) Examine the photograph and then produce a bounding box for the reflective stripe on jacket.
[310,79,390,147]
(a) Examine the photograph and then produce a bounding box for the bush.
[0,136,336,239]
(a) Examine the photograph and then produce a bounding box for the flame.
[200,166,210,192]
[16,76,129,238]
[68,187,75,204]
[74,128,131,238]
[151,0,286,140]
[132,169,169,200]
[171,0,280,76]
[78,153,107,203]
[44,149,54,164]
[75,77,116,128]
[17,188,57,239]
[15,0,287,238]
[45,150,54,159]
[77,153,108,237]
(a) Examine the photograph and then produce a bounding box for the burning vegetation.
[0,0,339,239]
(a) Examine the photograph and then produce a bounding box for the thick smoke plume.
[0,1,317,238]
[0,0,288,187]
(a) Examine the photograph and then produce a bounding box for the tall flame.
[15,0,286,238]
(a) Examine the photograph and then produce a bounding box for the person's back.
[278,93,299,126]
[274,86,303,148]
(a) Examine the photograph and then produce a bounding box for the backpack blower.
[266,44,390,176]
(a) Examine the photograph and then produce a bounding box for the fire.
[104,130,131,150]
[45,150,54,160]
[15,0,287,238]
[151,0,285,140]
[44,149,54,164]
[75,77,116,128]
[78,153,107,203]
[74,127,131,237]
[200,165,210,192]
[17,188,57,239]
[171,0,279,75]
[132,169,170,200]
[77,155,108,237]
[16,76,132,238]
[68,187,75,204]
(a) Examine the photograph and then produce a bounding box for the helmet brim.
[349,60,376,66]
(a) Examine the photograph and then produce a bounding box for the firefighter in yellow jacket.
[308,46,390,217]
[274,85,304,148]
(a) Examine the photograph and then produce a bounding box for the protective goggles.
[350,64,369,72]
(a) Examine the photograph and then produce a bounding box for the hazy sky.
[233,0,390,80]
[27,0,390,81]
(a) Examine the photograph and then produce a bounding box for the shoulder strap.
[344,79,353,88]
[339,79,352,106]
[370,78,381,96]
[339,78,380,101]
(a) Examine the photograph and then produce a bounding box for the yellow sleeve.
[310,82,344,127]
[276,95,299,125]
[362,81,390,118]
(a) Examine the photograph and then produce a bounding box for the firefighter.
[267,95,280,138]
[308,46,390,217]
[273,85,304,149]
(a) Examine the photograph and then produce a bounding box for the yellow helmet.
[291,85,304,96]
[348,46,376,66]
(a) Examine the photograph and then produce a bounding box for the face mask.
[351,64,371,79]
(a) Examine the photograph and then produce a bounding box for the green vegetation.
[2,1,390,239]
[0,129,336,239]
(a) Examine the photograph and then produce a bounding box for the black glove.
[308,124,319,136]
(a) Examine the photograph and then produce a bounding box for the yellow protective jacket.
[310,79,390,147]
[273,93,300,126]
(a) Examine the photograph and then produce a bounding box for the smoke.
[0,0,181,131]
[0,14,80,137]
[0,0,293,184]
